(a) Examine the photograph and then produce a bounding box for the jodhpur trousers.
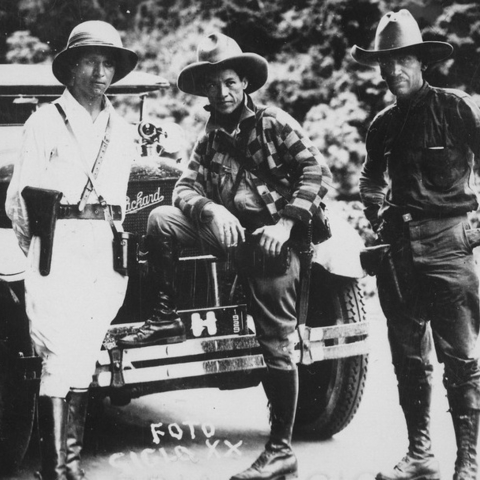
[148,205,300,371]
[378,214,480,412]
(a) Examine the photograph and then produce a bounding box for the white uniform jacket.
[6,89,136,397]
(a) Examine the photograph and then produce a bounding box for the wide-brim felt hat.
[52,20,138,86]
[351,9,453,66]
[177,32,268,96]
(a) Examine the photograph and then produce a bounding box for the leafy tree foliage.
[2,0,480,202]
[6,31,50,64]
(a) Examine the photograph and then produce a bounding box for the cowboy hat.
[52,20,138,86]
[351,9,453,67]
[177,32,268,96]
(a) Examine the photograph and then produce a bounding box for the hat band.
[68,40,121,49]
[68,30,122,49]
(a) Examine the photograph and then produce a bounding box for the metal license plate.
[178,304,248,338]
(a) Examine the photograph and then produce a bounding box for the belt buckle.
[402,213,413,223]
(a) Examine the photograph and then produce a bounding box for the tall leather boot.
[118,235,186,348]
[451,409,480,480]
[35,396,68,480]
[377,379,440,480]
[230,367,299,480]
[65,389,89,480]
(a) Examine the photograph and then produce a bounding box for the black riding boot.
[451,409,480,480]
[65,390,89,480]
[35,396,68,480]
[118,236,186,348]
[377,377,440,480]
[230,367,299,480]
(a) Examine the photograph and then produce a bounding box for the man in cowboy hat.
[352,9,480,480]
[118,32,331,480]
[6,20,138,479]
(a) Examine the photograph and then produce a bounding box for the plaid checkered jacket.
[173,95,331,227]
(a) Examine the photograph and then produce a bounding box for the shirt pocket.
[420,146,455,191]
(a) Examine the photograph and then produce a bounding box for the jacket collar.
[395,81,430,112]
[205,94,256,135]
[59,88,113,119]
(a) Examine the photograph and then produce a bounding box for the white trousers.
[25,219,128,398]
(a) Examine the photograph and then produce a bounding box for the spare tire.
[294,265,368,439]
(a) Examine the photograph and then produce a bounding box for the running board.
[94,354,266,388]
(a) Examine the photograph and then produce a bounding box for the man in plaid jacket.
[119,32,331,480]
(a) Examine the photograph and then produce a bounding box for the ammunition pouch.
[235,233,291,277]
[21,186,63,276]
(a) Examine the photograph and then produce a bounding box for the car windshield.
[0,64,171,226]
[0,64,170,167]
[0,64,169,97]
[0,97,38,125]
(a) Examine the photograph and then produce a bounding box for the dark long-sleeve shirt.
[360,82,480,229]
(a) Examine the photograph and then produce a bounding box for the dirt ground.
[4,295,457,480]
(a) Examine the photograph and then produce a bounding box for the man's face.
[203,68,248,115]
[378,53,424,101]
[70,49,116,102]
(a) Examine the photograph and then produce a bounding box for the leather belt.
[400,210,462,223]
[386,207,458,224]
[58,204,122,221]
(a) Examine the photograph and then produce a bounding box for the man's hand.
[201,203,245,248]
[251,217,296,257]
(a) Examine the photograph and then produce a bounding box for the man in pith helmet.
[6,20,138,479]
[352,9,480,480]
[119,32,332,480]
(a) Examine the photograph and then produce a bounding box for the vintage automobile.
[0,63,369,473]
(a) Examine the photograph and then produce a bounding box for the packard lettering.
[126,187,165,215]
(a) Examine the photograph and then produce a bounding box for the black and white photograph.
[0,1,479,480]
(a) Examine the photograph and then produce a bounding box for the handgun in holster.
[21,186,63,276]
[360,243,391,277]
[360,243,404,304]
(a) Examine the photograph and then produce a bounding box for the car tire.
[0,280,39,473]
[294,265,368,439]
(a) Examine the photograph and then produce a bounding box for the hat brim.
[177,53,268,96]
[52,45,138,86]
[351,41,453,67]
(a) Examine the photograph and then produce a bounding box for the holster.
[311,203,331,244]
[360,243,391,276]
[289,204,331,246]
[21,186,63,276]
[361,243,404,303]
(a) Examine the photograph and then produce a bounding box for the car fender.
[312,212,365,279]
